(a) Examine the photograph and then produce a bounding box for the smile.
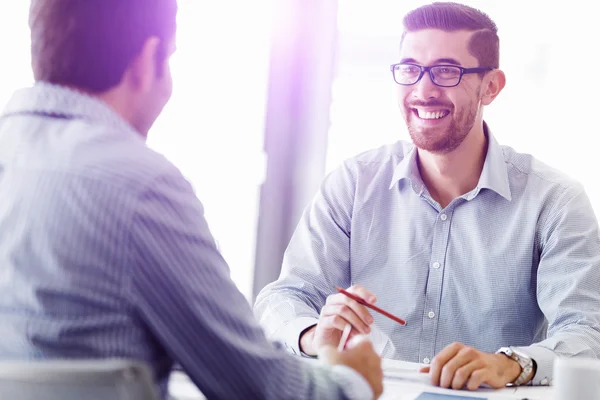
[411,108,450,120]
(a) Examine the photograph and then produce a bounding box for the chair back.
[0,359,159,400]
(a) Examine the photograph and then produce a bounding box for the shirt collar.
[388,122,512,201]
[1,82,140,138]
[477,124,511,201]
[388,145,423,193]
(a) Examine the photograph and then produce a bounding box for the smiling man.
[255,1,600,392]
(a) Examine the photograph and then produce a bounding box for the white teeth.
[416,109,449,120]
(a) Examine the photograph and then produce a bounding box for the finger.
[439,346,479,388]
[322,304,371,334]
[451,360,483,390]
[338,324,352,351]
[347,284,377,303]
[344,329,362,349]
[325,293,374,327]
[466,368,488,391]
[320,314,353,334]
[419,366,430,373]
[429,342,463,386]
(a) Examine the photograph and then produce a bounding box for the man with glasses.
[255,1,600,392]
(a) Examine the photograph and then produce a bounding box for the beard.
[405,96,479,154]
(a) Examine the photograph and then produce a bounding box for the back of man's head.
[401,2,499,69]
[29,0,178,93]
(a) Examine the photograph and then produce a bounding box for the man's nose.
[412,71,442,100]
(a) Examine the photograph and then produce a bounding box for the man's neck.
[417,124,488,209]
[96,87,147,139]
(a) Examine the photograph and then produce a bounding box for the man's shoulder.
[319,141,413,198]
[58,122,186,196]
[501,144,581,191]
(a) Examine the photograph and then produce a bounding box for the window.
[0,3,32,109]
[148,0,272,300]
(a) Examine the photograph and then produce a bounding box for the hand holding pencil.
[299,284,406,356]
[335,286,406,351]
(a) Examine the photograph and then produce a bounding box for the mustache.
[406,100,453,109]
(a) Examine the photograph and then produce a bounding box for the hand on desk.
[300,285,375,356]
[318,335,384,399]
[420,342,523,390]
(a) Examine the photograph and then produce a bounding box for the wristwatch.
[496,347,535,386]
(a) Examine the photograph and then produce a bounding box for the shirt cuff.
[512,345,556,386]
[274,317,319,356]
[332,364,373,400]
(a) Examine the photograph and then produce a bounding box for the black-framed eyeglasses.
[390,63,494,87]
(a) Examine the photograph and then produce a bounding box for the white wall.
[0,3,32,108]
[148,0,272,300]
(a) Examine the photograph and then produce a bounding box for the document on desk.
[383,359,431,383]
[416,394,487,399]
[383,384,547,400]
[413,391,547,400]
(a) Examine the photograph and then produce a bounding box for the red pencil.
[336,286,407,326]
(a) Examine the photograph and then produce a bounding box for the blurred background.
[1,0,596,303]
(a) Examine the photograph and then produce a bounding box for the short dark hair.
[29,0,178,93]
[401,2,499,69]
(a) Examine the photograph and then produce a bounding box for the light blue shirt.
[0,83,372,400]
[255,127,600,386]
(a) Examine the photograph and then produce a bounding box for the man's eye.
[399,66,419,74]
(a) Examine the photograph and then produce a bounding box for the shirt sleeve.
[515,184,600,385]
[126,171,371,399]
[253,162,357,350]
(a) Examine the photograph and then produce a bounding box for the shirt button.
[432,262,440,269]
[423,357,431,364]
[427,311,435,319]
[440,213,448,221]
[540,378,549,385]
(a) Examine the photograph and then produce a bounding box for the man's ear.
[481,69,506,106]
[126,36,162,93]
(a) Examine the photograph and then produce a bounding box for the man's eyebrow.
[399,58,418,64]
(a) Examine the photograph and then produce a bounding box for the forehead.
[400,29,478,66]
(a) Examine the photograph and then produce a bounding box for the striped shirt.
[255,126,600,386]
[0,83,371,399]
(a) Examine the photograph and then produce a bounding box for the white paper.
[382,359,431,384]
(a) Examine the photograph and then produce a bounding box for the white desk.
[168,358,554,400]
[380,359,552,399]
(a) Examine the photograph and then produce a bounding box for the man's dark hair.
[401,2,499,68]
[29,0,178,93]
